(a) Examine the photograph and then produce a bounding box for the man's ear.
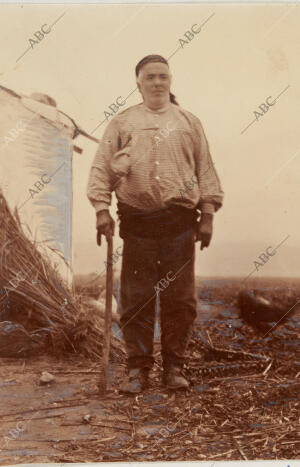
[136,79,141,93]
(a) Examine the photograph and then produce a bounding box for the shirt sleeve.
[86,119,120,213]
[192,117,224,213]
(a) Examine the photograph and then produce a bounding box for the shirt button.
[155,161,160,165]
[155,176,160,181]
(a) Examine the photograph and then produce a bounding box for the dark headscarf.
[135,55,179,106]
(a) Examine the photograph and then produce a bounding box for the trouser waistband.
[117,202,198,239]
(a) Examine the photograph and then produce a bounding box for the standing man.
[87,55,223,393]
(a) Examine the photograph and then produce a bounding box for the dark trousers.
[120,227,197,370]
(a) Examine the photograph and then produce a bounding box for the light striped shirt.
[87,102,223,214]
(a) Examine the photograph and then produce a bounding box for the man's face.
[137,62,171,109]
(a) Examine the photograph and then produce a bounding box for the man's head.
[135,55,174,110]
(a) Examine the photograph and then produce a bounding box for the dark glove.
[96,210,115,246]
[195,213,213,250]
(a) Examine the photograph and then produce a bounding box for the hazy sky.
[1,3,299,277]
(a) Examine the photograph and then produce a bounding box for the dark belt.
[117,201,198,239]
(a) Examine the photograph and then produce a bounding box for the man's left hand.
[195,213,213,250]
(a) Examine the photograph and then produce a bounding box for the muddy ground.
[0,277,299,464]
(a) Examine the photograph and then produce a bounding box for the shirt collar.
[142,102,171,114]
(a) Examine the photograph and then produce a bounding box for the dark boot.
[119,368,149,394]
[163,365,189,389]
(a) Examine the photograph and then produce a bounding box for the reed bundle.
[0,190,124,361]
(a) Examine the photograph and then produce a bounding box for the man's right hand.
[96,210,115,246]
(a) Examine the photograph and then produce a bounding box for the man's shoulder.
[113,103,144,121]
[174,105,202,126]
[103,103,143,132]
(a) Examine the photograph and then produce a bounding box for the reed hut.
[0,85,124,361]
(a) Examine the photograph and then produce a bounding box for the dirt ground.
[0,277,299,464]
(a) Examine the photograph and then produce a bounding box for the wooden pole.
[98,235,113,394]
